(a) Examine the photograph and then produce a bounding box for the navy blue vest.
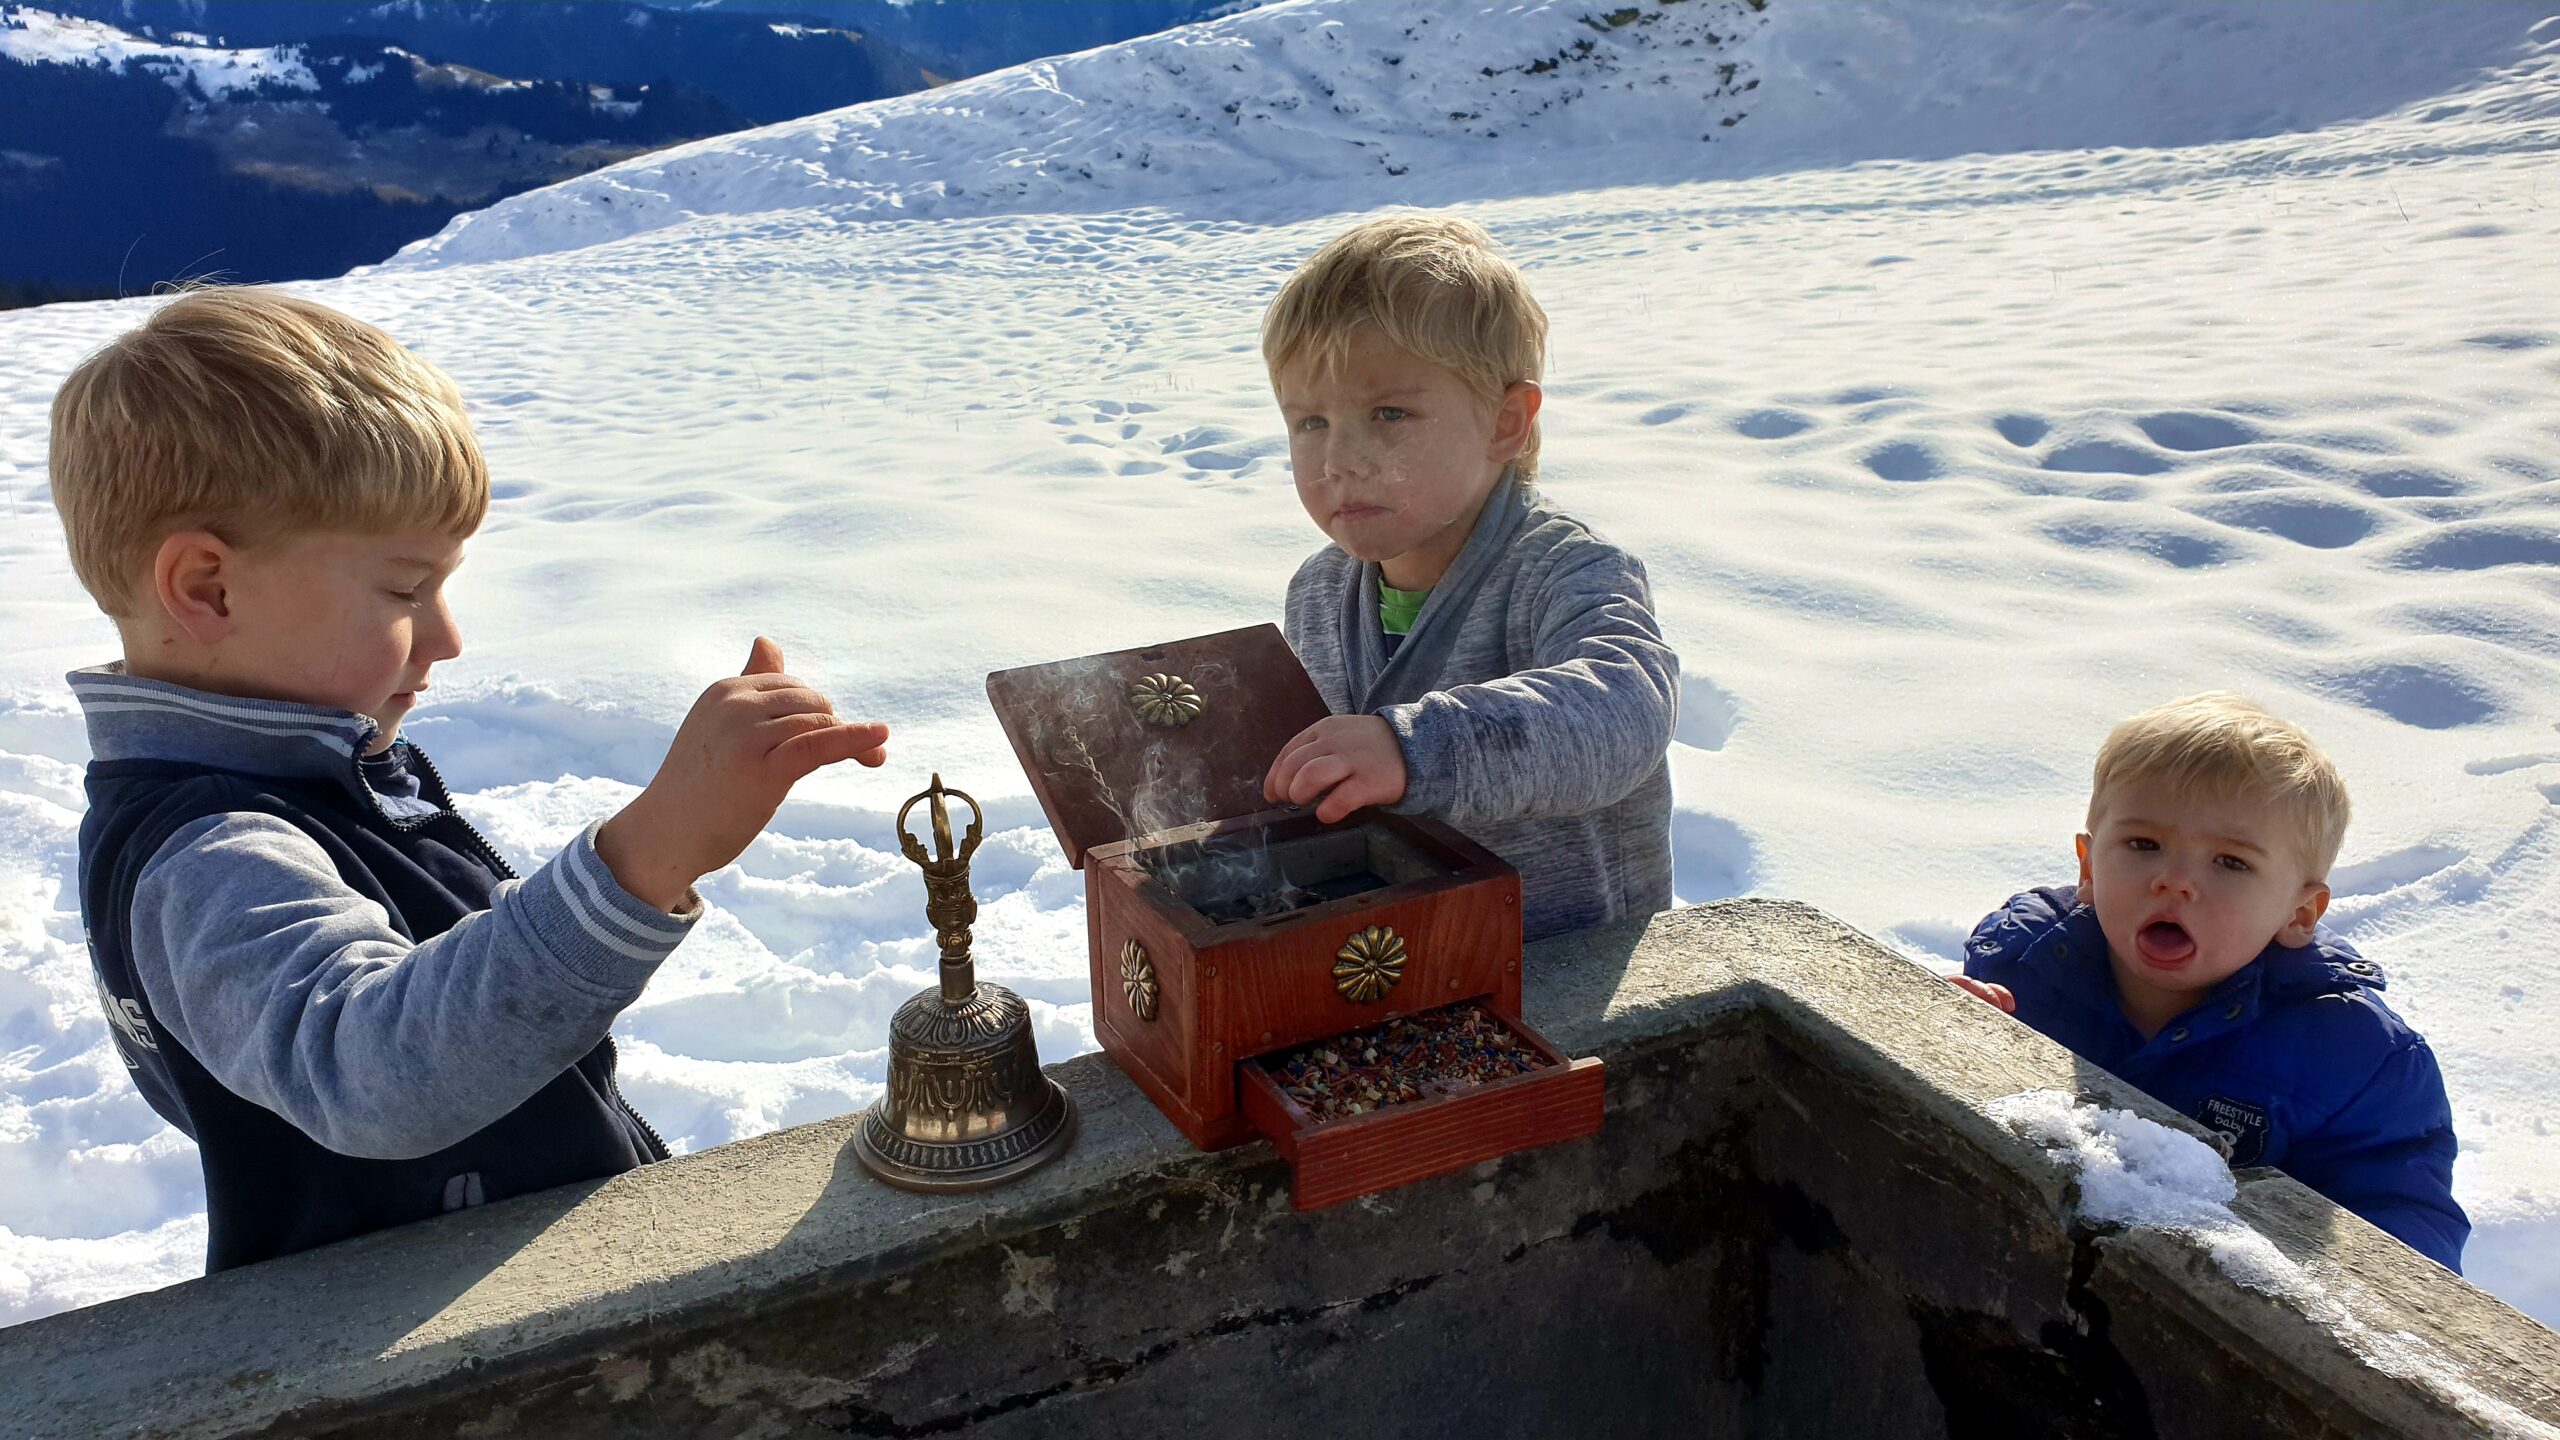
[80,749,667,1272]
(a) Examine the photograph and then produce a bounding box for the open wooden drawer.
[1236,1000,1605,1212]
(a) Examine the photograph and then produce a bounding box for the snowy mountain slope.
[1,0,2557,1343]
[675,1,1260,82]
[385,0,2560,270]
[0,2,315,94]
[382,0,1777,265]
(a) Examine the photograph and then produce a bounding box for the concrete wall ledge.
[8,900,2557,1437]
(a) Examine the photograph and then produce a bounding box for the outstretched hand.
[597,637,890,910]
[1263,714,1407,825]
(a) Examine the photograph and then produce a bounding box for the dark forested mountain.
[1,4,774,293]
[40,0,938,122]
[0,1,1234,302]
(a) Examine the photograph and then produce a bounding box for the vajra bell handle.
[897,774,987,1004]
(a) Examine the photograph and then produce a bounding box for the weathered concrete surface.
[6,900,2556,1437]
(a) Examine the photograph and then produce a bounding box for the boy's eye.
[1374,406,1408,422]
[2124,837,2159,852]
[2216,854,2252,873]
[1294,415,1328,433]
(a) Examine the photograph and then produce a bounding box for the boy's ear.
[1487,380,1542,462]
[152,530,238,646]
[2278,882,2329,948]
[2074,832,2095,898]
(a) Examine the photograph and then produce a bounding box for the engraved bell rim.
[852,1075,1078,1193]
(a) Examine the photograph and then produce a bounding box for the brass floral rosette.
[1127,672,1205,728]
[1333,925,1407,1004]
[1120,939,1160,1022]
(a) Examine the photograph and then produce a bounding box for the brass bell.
[853,774,1076,1190]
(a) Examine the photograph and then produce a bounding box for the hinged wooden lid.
[985,624,1334,868]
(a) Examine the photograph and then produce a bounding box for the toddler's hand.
[1947,975,2016,1013]
[597,637,890,911]
[1263,714,1406,825]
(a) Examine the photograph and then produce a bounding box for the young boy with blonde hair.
[1258,214,1678,939]
[1956,693,2466,1271]
[53,288,888,1271]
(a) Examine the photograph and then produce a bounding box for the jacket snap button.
[2169,1027,2190,1042]
[2224,1003,2243,1020]
[2055,943,2070,959]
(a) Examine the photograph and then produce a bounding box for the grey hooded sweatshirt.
[1283,474,1679,939]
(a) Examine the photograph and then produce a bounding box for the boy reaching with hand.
[51,288,888,1271]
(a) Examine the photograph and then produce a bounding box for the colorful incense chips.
[1263,1001,1550,1122]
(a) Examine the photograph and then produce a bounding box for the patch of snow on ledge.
[1988,1091,2560,1440]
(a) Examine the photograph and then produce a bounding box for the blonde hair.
[49,287,488,618]
[2089,692,2352,879]
[1261,213,1550,478]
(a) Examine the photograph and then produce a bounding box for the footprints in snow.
[2035,515,2231,570]
[2305,660,2502,732]
[2041,439,2172,477]
[1666,675,1755,905]
[1644,384,2553,737]
[2133,410,2257,452]
[1992,414,2049,447]
[2189,493,2378,550]
[1050,397,1281,481]
[1732,408,1813,440]
[1678,387,2548,578]
[2388,522,2560,572]
[1861,441,1941,484]
[1672,811,1755,906]
[1674,674,1739,751]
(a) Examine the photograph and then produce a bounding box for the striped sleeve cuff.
[511,821,700,995]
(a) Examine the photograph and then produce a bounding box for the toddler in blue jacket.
[1951,693,2467,1272]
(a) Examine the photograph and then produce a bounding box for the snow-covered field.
[1,0,2555,1332]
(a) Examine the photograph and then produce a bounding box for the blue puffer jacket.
[1965,885,2468,1273]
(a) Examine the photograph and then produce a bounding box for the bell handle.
[896,774,986,867]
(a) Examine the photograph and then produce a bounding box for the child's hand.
[597,637,889,911]
[1263,715,1407,824]
[1947,975,2016,1013]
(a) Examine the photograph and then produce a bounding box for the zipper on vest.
[386,743,670,1161]
[604,1036,673,1161]
[391,746,520,881]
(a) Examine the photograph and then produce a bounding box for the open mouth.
[2135,919,2197,967]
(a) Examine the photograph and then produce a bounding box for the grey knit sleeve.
[1380,547,1678,830]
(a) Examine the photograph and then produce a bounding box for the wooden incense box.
[987,624,1603,1208]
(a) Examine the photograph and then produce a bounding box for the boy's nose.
[417,599,464,663]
